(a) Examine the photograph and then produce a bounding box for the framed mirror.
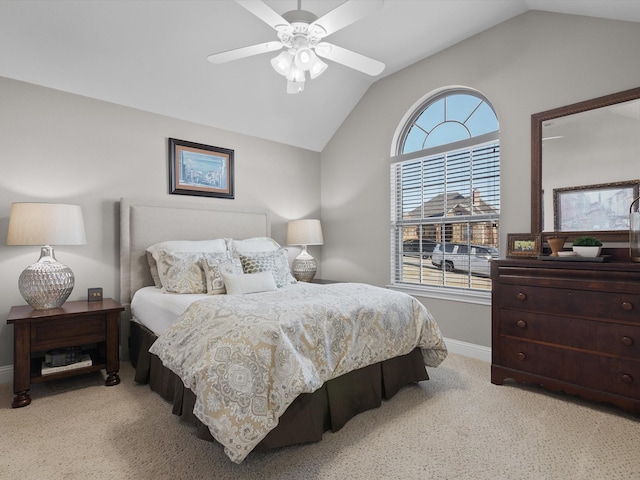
[531,86,640,243]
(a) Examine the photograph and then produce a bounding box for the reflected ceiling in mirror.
[532,87,640,242]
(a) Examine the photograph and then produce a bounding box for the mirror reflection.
[542,99,640,232]
[532,87,640,242]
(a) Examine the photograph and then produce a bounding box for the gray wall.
[1,11,640,372]
[0,77,320,369]
[320,11,640,346]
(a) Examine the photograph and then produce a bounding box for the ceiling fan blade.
[207,41,283,64]
[310,0,383,37]
[235,0,291,30]
[315,42,385,76]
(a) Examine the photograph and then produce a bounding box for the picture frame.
[506,233,541,258]
[553,180,639,232]
[168,138,234,199]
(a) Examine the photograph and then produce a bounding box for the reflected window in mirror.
[391,89,500,292]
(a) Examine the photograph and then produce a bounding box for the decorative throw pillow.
[200,256,243,295]
[221,271,278,295]
[239,248,296,288]
[228,237,281,256]
[146,239,228,288]
[154,250,211,294]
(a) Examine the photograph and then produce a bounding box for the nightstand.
[7,298,124,408]
[310,279,340,284]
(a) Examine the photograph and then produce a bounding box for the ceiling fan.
[207,0,386,94]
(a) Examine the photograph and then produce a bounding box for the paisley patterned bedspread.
[149,282,447,463]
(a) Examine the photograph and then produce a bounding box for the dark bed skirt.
[129,321,429,450]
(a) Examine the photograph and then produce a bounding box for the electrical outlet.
[88,287,103,302]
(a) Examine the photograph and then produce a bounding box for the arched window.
[391,89,500,292]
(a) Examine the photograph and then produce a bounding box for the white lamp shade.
[287,219,323,246]
[309,57,328,79]
[295,48,316,70]
[7,203,87,246]
[271,51,294,76]
[286,64,306,82]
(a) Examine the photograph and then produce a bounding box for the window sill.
[387,283,491,306]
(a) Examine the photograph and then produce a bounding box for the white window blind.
[390,91,500,292]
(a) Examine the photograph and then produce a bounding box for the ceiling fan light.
[287,79,305,94]
[294,48,317,71]
[309,57,328,79]
[286,65,306,83]
[271,51,294,76]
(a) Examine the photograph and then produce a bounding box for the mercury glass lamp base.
[18,246,75,310]
[292,246,317,282]
[292,258,317,282]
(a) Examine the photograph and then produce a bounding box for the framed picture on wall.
[168,138,234,199]
[506,233,541,258]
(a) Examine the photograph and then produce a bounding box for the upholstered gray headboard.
[119,197,271,306]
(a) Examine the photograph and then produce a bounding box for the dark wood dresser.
[491,259,640,414]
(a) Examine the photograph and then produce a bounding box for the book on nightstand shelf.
[41,354,93,376]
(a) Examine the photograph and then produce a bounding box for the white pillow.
[146,239,228,287]
[239,248,296,288]
[221,271,278,295]
[200,256,243,295]
[228,237,281,256]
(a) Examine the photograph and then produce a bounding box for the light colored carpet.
[1,353,638,480]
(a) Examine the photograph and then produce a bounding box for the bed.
[119,197,447,463]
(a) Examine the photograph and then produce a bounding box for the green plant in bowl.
[572,236,602,257]
[572,236,603,247]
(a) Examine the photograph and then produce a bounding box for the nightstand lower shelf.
[29,350,107,383]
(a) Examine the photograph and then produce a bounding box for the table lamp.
[7,202,87,309]
[287,219,323,282]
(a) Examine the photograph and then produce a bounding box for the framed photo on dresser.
[506,233,541,258]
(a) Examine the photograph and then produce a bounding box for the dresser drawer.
[497,284,638,323]
[499,310,640,358]
[499,338,640,399]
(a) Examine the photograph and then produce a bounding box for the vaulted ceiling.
[1,1,639,151]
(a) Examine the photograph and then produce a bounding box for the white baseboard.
[443,337,491,363]
[0,364,12,385]
[0,337,491,386]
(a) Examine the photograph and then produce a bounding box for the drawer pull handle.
[621,302,634,311]
[516,320,527,329]
[517,352,526,361]
[621,374,634,385]
[516,292,527,301]
[621,336,634,347]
